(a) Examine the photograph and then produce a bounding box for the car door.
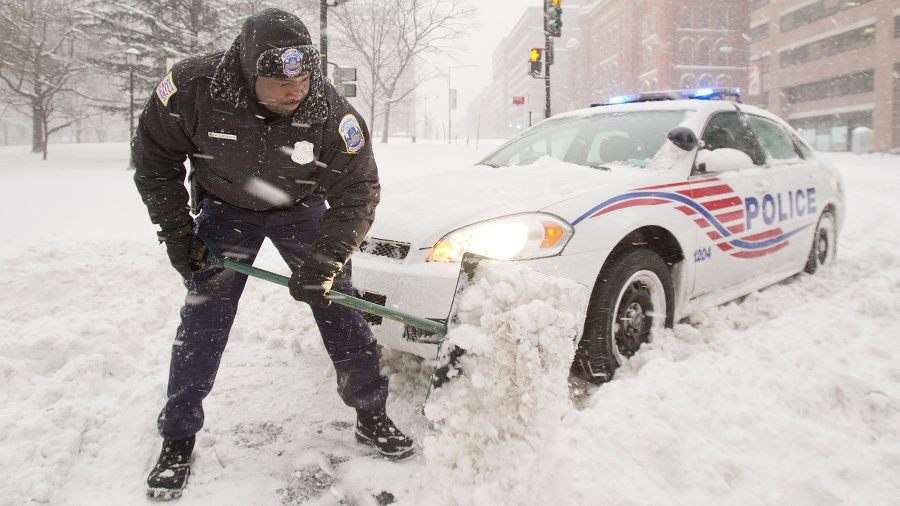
[743,114,820,274]
[688,110,775,297]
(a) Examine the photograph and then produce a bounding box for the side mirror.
[667,126,698,151]
[696,148,755,173]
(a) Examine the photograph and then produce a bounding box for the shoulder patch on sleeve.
[155,72,178,106]
[339,114,365,154]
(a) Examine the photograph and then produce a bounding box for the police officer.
[132,9,414,501]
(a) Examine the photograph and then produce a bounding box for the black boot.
[146,436,195,501]
[355,408,415,461]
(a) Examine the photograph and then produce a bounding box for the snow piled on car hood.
[417,259,589,504]
[371,157,663,247]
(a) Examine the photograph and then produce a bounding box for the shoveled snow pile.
[417,260,588,505]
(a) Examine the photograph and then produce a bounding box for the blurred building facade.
[750,0,900,152]
[466,6,573,140]
[571,0,751,106]
[470,0,752,140]
[470,0,899,151]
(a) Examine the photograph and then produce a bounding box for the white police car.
[352,88,844,383]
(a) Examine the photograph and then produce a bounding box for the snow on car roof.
[553,97,792,137]
[547,99,727,138]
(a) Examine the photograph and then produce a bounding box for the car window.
[746,115,803,163]
[504,126,580,166]
[585,131,635,166]
[700,111,764,165]
[789,131,814,159]
[479,110,687,169]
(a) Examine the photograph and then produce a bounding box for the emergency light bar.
[593,88,743,107]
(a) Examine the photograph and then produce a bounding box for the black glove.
[289,254,343,308]
[158,223,208,280]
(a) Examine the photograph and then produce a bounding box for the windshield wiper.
[587,164,612,171]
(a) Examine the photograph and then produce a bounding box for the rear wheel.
[804,211,836,274]
[572,249,673,384]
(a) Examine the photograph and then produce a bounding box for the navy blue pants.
[158,196,388,440]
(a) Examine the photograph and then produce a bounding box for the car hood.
[369,158,668,249]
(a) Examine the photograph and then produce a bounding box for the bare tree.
[330,0,475,143]
[58,86,113,143]
[0,0,89,157]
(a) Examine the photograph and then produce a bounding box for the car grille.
[358,238,411,260]
[355,291,387,325]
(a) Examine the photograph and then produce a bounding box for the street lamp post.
[447,65,478,144]
[125,48,140,141]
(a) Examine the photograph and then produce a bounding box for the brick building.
[750,0,900,151]
[571,0,751,105]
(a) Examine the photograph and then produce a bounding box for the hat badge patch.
[281,49,303,77]
[339,114,365,154]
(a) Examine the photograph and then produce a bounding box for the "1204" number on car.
[694,247,712,263]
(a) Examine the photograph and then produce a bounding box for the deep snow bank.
[417,260,588,505]
[2,145,900,505]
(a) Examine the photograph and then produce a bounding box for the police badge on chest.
[291,141,315,164]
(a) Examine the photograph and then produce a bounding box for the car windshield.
[479,110,688,170]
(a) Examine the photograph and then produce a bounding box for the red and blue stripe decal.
[572,178,812,259]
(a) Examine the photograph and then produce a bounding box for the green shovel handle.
[198,235,446,336]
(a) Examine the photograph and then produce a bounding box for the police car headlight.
[426,213,574,263]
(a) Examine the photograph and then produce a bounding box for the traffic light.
[529,48,543,77]
[545,0,562,37]
[334,66,357,98]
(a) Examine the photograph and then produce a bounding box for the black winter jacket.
[132,50,379,265]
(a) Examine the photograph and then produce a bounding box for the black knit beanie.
[238,8,318,85]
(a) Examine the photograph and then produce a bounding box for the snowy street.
[1,141,899,505]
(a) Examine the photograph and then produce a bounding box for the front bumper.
[352,252,459,358]
[351,245,606,358]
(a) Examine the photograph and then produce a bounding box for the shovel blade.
[423,252,489,404]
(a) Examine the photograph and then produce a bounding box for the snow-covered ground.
[1,141,899,506]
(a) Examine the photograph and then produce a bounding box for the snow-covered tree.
[330,0,475,143]
[0,0,90,157]
[78,0,316,133]
[79,0,230,119]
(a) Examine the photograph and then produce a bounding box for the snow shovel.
[196,237,480,397]
[196,235,452,336]
[196,236,476,398]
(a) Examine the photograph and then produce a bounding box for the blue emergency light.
[595,88,743,107]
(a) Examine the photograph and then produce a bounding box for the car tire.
[572,249,674,384]
[804,211,836,274]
